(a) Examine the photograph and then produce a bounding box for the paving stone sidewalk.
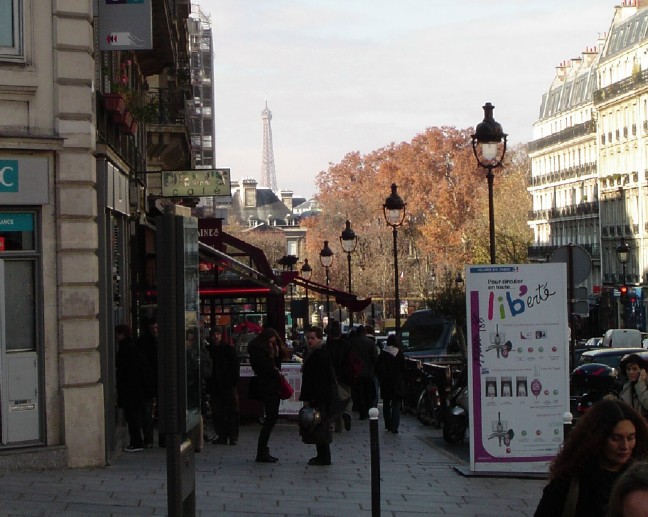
[0,412,546,516]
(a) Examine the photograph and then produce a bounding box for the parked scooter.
[443,364,469,443]
[570,363,619,422]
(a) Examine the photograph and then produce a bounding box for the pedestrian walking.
[247,327,285,463]
[534,399,648,517]
[349,325,378,419]
[299,326,336,466]
[325,320,352,432]
[136,318,159,448]
[207,328,240,445]
[116,324,148,452]
[375,334,405,433]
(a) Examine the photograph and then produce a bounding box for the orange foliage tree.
[304,127,531,320]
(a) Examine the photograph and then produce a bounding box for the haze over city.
[203,0,616,198]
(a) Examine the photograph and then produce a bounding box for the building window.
[0,0,22,60]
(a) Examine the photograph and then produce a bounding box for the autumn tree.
[306,127,532,322]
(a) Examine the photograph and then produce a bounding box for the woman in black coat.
[299,326,336,466]
[247,327,285,463]
[116,324,149,452]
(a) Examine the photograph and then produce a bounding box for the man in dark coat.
[349,325,378,419]
[136,318,158,447]
[324,320,352,432]
[116,324,148,452]
[207,328,240,445]
[300,326,336,466]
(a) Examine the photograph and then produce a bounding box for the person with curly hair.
[534,399,648,517]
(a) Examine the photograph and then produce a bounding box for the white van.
[602,328,642,348]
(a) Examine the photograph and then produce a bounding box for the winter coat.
[247,335,282,397]
[534,463,627,517]
[208,342,240,394]
[375,346,406,399]
[619,380,648,415]
[116,337,149,410]
[299,345,335,414]
[136,331,158,397]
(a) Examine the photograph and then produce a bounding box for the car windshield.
[400,322,451,353]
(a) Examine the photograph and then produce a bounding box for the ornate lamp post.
[300,258,312,327]
[616,239,630,327]
[319,240,334,324]
[383,184,406,332]
[340,220,358,325]
[471,102,507,264]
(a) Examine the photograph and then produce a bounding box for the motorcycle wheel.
[443,415,467,443]
[416,388,442,428]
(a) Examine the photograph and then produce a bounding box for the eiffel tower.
[260,100,278,192]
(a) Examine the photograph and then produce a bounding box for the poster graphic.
[466,264,569,474]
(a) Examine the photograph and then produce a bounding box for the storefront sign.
[162,169,231,198]
[466,263,569,474]
[0,157,49,205]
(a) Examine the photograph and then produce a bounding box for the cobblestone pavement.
[0,410,546,516]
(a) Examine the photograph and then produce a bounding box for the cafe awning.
[292,276,372,312]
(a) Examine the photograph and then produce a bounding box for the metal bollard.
[369,407,380,517]
[563,411,573,441]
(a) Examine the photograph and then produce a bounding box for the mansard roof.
[538,63,597,120]
[231,187,293,225]
[600,8,648,63]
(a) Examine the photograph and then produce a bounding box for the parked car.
[602,328,642,348]
[398,309,466,366]
[577,347,646,370]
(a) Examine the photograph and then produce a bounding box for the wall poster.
[466,264,569,474]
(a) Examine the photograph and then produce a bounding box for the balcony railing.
[593,68,648,105]
[527,243,600,261]
[527,121,596,153]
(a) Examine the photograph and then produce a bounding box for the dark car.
[577,347,646,370]
[398,309,466,367]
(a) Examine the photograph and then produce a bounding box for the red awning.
[292,276,372,312]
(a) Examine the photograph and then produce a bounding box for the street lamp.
[319,240,334,324]
[383,184,406,332]
[300,259,312,327]
[471,102,507,264]
[340,220,358,324]
[616,238,630,289]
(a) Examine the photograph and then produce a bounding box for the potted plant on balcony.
[103,92,126,116]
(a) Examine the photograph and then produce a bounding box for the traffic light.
[619,284,628,297]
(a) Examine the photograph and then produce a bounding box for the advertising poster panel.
[466,264,569,474]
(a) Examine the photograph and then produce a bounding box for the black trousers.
[257,392,280,454]
[212,386,240,441]
[123,405,144,448]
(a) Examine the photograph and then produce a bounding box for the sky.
[199,0,619,199]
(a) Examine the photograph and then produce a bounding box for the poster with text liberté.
[466,264,569,474]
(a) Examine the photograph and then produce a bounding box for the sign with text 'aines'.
[161,169,231,198]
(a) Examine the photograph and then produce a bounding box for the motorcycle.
[443,364,469,443]
[416,362,451,428]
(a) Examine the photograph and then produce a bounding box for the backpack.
[343,350,363,383]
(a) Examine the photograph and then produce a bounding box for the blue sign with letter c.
[0,160,19,193]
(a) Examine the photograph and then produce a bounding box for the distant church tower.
[260,100,278,192]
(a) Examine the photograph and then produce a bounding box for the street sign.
[573,300,590,316]
[550,245,592,284]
